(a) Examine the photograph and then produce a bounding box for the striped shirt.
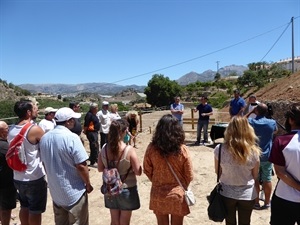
[40,125,88,207]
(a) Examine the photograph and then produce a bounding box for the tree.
[144,74,183,107]
[214,72,221,81]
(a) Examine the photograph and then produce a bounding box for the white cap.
[44,107,58,114]
[54,107,81,122]
[102,101,109,105]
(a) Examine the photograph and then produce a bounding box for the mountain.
[18,83,147,96]
[176,65,247,85]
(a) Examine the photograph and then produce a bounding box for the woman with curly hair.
[125,111,139,148]
[98,119,142,225]
[143,114,193,225]
[214,116,261,225]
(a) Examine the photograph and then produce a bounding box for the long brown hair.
[107,119,128,158]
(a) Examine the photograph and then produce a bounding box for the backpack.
[100,145,131,196]
[6,123,32,171]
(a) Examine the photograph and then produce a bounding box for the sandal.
[261,204,271,210]
[253,203,261,210]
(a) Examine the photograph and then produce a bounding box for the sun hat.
[102,101,109,106]
[44,107,58,114]
[54,107,81,122]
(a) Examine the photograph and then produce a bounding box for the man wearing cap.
[83,103,100,167]
[97,101,111,149]
[69,102,82,136]
[7,100,47,225]
[40,107,93,225]
[229,89,246,117]
[38,107,58,133]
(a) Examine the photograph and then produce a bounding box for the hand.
[86,183,94,193]
[201,113,206,116]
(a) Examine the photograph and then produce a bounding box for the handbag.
[207,144,227,222]
[165,158,196,206]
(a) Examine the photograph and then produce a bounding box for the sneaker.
[253,203,261,210]
[261,204,271,210]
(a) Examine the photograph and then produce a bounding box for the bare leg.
[110,209,120,225]
[156,214,169,225]
[171,215,184,225]
[28,213,42,225]
[0,209,12,225]
[19,207,29,225]
[263,181,272,205]
[254,179,260,205]
[119,210,132,225]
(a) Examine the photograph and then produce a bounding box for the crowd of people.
[0,95,299,225]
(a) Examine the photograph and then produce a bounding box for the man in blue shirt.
[170,96,184,126]
[194,96,213,145]
[248,103,277,210]
[229,89,246,117]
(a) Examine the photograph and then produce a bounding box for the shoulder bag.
[207,143,227,222]
[165,158,196,206]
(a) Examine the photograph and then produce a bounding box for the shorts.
[14,176,47,214]
[259,161,273,182]
[0,186,17,210]
[104,185,140,210]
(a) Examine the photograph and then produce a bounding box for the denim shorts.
[0,187,17,210]
[104,185,140,210]
[260,161,273,182]
[14,176,47,214]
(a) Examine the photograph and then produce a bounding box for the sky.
[0,0,299,87]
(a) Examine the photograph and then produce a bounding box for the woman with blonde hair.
[214,116,260,225]
[109,103,121,121]
[125,111,139,148]
[98,119,142,225]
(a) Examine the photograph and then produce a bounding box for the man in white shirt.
[97,101,111,148]
[244,95,260,119]
[38,107,58,132]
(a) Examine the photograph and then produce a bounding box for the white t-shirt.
[97,109,111,134]
[38,119,56,133]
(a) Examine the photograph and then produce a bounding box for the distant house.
[276,56,300,71]
[137,93,146,98]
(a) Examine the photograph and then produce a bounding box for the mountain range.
[18,64,248,95]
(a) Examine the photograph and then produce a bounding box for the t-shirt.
[170,103,184,121]
[230,97,246,116]
[0,139,14,189]
[38,118,56,133]
[214,144,259,200]
[196,103,213,121]
[248,116,277,161]
[269,130,300,203]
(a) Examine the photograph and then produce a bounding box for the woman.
[98,119,142,225]
[125,111,139,148]
[214,116,260,225]
[143,114,193,225]
[110,104,121,121]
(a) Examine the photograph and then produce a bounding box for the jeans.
[197,120,209,142]
[86,131,99,164]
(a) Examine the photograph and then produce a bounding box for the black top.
[0,139,14,188]
[70,118,82,135]
[84,111,100,132]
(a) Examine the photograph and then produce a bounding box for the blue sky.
[0,0,299,86]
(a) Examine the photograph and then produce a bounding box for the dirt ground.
[10,108,278,225]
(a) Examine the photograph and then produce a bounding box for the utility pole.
[291,17,294,73]
[216,61,220,72]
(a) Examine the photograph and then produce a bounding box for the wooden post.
[191,108,195,130]
[139,112,142,132]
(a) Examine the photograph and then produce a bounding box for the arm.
[143,145,153,181]
[76,161,94,193]
[129,147,142,176]
[28,125,45,144]
[274,165,300,191]
[251,160,260,180]
[97,151,105,172]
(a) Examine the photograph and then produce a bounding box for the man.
[7,100,47,225]
[248,103,277,210]
[193,96,213,145]
[40,107,93,225]
[229,89,246,117]
[244,95,260,119]
[83,103,100,167]
[0,121,17,225]
[96,101,111,149]
[269,103,300,225]
[69,102,82,136]
[170,96,184,126]
[38,106,58,132]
